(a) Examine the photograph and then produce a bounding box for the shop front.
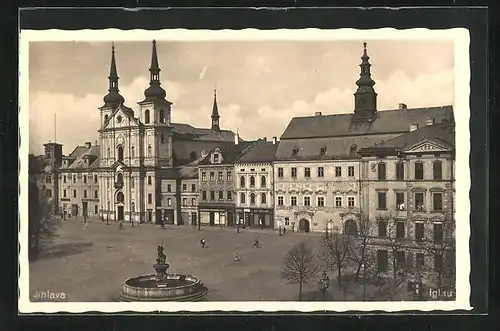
[235,208,274,229]
[198,202,235,227]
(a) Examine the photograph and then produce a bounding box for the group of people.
[198,236,262,262]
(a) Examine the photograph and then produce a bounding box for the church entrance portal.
[299,219,310,233]
[117,206,124,221]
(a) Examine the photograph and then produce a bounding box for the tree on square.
[281,242,319,301]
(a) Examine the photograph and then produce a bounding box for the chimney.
[85,141,92,148]
[426,118,435,126]
[398,103,408,110]
[263,137,267,142]
[272,137,277,145]
[234,132,239,145]
[410,123,418,132]
[314,111,322,117]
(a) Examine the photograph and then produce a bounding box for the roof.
[198,141,258,166]
[235,140,279,164]
[359,122,455,153]
[280,105,454,139]
[28,154,47,174]
[65,144,100,169]
[171,123,238,142]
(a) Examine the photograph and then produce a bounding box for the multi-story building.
[273,42,455,234]
[358,122,455,281]
[197,139,256,227]
[234,138,279,228]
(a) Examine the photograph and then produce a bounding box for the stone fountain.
[118,243,208,301]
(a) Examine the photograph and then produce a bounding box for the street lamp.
[318,271,331,300]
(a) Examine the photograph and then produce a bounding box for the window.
[416,253,425,269]
[219,190,224,200]
[433,161,442,180]
[107,148,111,158]
[191,184,196,192]
[415,192,425,211]
[218,172,223,181]
[73,176,76,183]
[278,168,284,178]
[378,220,387,237]
[44,175,51,184]
[395,251,405,270]
[148,146,152,157]
[131,146,135,158]
[209,172,215,181]
[240,176,245,188]
[182,184,187,191]
[94,205,98,214]
[415,222,424,242]
[434,254,443,271]
[148,176,152,185]
[317,167,324,177]
[432,192,443,211]
[415,162,424,180]
[317,196,325,207]
[160,134,165,144]
[250,176,255,187]
[304,196,311,206]
[167,198,172,206]
[240,193,246,204]
[377,163,386,180]
[227,172,232,181]
[396,221,405,239]
[73,190,77,198]
[94,190,98,199]
[210,191,215,201]
[291,196,297,206]
[377,191,387,210]
[159,109,165,123]
[47,189,52,198]
[335,196,342,207]
[319,146,327,157]
[304,167,311,178]
[261,193,266,204]
[260,176,266,187]
[433,223,443,243]
[148,193,152,204]
[167,184,171,192]
[104,114,109,122]
[202,191,207,200]
[94,175,98,183]
[63,189,67,198]
[250,193,256,205]
[227,191,232,201]
[192,198,196,205]
[335,166,342,177]
[117,146,124,161]
[183,198,187,206]
[201,172,207,181]
[377,250,388,273]
[277,196,284,206]
[348,166,355,177]
[145,109,150,124]
[396,192,405,210]
[396,162,405,180]
[291,167,297,178]
[63,175,67,183]
[213,153,219,163]
[348,196,355,208]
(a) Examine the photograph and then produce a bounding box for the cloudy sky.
[28,39,454,155]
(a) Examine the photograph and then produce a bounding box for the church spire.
[102,42,125,108]
[211,87,220,132]
[143,40,167,102]
[354,42,377,115]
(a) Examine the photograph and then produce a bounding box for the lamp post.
[318,271,331,300]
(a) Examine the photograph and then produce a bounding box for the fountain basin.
[118,273,208,301]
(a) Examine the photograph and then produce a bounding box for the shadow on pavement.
[37,242,94,260]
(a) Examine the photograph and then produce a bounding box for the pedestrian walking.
[253,237,261,248]
[119,222,124,230]
[283,227,286,235]
[200,237,206,248]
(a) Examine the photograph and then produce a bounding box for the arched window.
[261,193,267,204]
[116,191,124,203]
[148,176,152,185]
[261,176,266,187]
[104,114,109,123]
[117,173,124,183]
[131,146,135,158]
[240,176,245,188]
[190,151,197,160]
[145,109,150,124]
[159,109,164,123]
[117,145,124,161]
[240,193,246,204]
[250,176,255,187]
[344,219,358,236]
[250,193,256,205]
[148,145,152,157]
[107,148,110,158]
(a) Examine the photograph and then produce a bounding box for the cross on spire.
[102,42,125,108]
[211,86,220,132]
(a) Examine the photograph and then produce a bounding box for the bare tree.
[319,233,350,287]
[281,242,319,301]
[347,216,377,281]
[384,213,412,289]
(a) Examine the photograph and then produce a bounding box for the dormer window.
[213,153,220,163]
[319,146,327,157]
[350,144,358,155]
[292,147,299,157]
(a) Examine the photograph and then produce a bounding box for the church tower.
[211,88,220,132]
[354,42,377,116]
[100,43,125,127]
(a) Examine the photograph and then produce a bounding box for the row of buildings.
[29,41,456,281]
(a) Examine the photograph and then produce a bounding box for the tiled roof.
[198,141,258,166]
[66,144,100,169]
[235,140,279,164]
[280,106,454,139]
[171,123,238,142]
[359,122,455,152]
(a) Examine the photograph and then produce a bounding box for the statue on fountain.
[153,243,169,286]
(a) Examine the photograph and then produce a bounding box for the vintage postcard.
[19,27,471,313]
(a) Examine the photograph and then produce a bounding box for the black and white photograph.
[19,27,471,312]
